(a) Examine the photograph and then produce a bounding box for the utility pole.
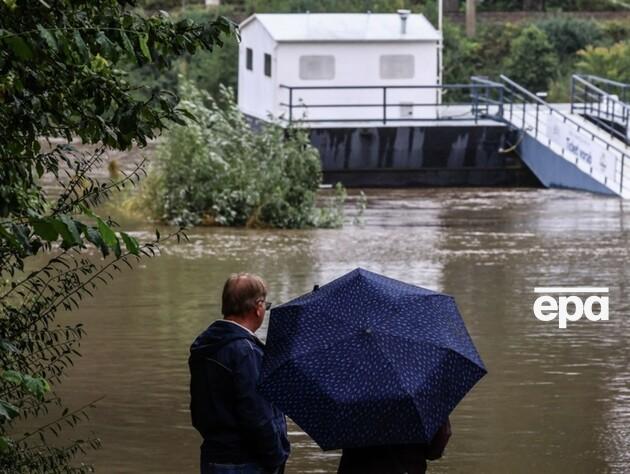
[437,0,443,106]
[465,0,476,37]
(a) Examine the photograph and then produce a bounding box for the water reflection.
[54,188,629,473]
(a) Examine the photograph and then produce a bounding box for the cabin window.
[299,55,335,80]
[246,47,253,71]
[379,54,415,79]
[264,53,272,77]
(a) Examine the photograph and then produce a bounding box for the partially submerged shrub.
[139,80,344,228]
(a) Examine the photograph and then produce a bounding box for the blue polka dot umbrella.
[258,268,487,451]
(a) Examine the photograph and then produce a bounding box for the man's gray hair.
[221,273,267,317]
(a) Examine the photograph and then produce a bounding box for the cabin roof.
[240,13,441,42]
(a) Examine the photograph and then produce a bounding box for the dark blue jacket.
[189,320,290,471]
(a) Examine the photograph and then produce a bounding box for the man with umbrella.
[189,273,290,474]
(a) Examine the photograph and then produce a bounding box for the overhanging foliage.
[0,1,235,471]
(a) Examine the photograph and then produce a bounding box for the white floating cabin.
[237,12,442,125]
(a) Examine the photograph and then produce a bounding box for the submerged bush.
[139,80,344,228]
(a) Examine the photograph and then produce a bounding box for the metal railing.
[574,75,630,104]
[571,74,630,145]
[278,83,504,124]
[496,74,630,196]
[470,76,505,117]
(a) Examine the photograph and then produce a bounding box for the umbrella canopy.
[258,268,487,451]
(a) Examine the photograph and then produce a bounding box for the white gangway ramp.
[477,75,630,198]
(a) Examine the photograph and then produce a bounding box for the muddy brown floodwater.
[52,188,629,473]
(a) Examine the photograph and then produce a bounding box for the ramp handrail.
[500,74,628,155]
[574,74,630,104]
[571,74,630,144]
[499,74,630,195]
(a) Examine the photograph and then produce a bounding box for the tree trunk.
[466,0,476,37]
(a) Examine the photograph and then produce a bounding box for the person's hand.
[425,417,452,460]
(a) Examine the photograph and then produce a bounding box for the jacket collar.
[218,318,256,337]
[214,319,264,348]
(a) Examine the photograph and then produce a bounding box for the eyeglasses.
[257,299,272,311]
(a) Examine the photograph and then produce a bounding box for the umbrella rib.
[380,333,488,386]
[375,330,481,366]
[370,336,428,438]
